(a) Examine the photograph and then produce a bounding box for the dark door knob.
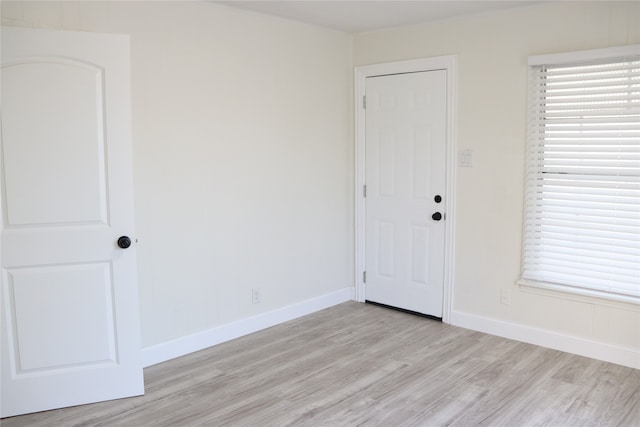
[117,236,132,249]
[432,212,442,221]
[434,195,442,203]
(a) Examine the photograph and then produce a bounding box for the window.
[521,46,640,303]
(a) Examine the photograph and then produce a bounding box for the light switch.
[458,149,473,167]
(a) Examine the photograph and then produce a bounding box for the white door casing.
[0,27,144,417]
[354,57,457,322]
[364,70,446,317]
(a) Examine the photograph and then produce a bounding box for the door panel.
[2,60,108,226]
[376,221,395,278]
[1,27,143,418]
[411,226,429,284]
[365,70,446,317]
[7,263,116,371]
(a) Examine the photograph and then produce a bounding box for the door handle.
[117,236,132,249]
[432,212,442,221]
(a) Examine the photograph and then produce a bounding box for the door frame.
[354,56,457,323]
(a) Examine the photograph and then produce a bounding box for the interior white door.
[0,27,144,417]
[364,70,447,317]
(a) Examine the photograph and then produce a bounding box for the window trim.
[518,279,640,305]
[529,45,640,66]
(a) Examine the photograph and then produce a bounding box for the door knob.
[432,212,442,221]
[117,236,132,249]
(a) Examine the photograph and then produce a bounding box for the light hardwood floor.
[2,301,639,426]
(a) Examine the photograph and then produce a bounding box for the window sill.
[517,279,640,307]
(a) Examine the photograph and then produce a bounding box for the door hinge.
[363,271,367,283]
[363,184,367,198]
[363,95,366,109]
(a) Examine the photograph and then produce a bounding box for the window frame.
[520,45,640,304]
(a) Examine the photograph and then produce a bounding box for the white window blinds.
[522,47,640,303]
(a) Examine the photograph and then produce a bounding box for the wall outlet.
[252,288,261,304]
[500,288,511,305]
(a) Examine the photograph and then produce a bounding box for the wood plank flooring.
[2,301,639,426]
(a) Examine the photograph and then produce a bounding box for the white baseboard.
[141,287,353,367]
[450,310,640,369]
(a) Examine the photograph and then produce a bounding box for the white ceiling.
[213,1,544,33]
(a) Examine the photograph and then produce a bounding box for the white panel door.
[0,27,144,417]
[365,70,447,317]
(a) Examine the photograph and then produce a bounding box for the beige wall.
[2,0,638,365]
[354,1,640,355]
[2,1,354,348]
